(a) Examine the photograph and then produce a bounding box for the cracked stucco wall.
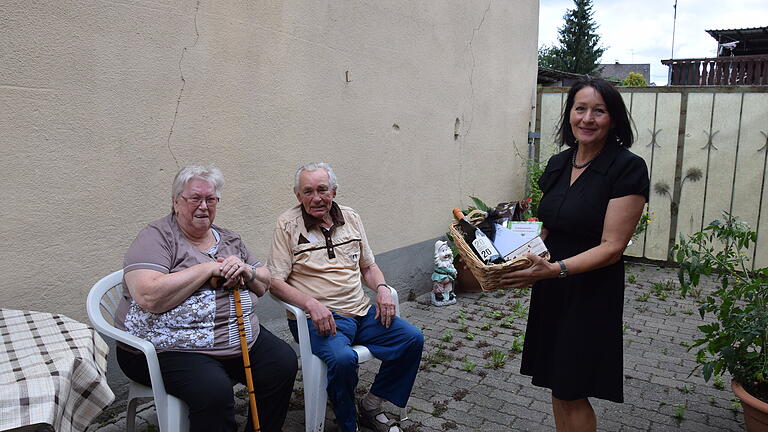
[0,0,539,323]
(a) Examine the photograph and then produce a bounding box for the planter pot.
[733,381,768,432]
[454,258,483,293]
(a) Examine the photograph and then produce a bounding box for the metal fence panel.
[624,92,654,258]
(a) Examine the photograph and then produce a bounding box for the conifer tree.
[538,45,564,70]
[540,0,605,75]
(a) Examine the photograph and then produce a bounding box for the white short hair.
[172,165,225,199]
[293,162,338,192]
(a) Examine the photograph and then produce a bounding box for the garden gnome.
[431,240,457,306]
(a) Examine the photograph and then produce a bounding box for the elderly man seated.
[268,162,424,432]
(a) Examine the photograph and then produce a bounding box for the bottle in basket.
[452,208,502,264]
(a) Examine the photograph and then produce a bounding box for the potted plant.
[674,213,768,431]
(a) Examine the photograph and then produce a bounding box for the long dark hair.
[556,78,634,148]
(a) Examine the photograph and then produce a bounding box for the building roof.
[599,63,650,83]
[537,66,585,84]
[706,26,768,56]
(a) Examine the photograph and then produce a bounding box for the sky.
[538,0,768,85]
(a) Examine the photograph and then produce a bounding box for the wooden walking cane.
[212,276,261,432]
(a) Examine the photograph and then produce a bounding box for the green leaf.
[703,362,714,382]
[469,196,490,212]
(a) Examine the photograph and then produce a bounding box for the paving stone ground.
[88,262,747,431]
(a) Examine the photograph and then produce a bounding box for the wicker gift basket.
[449,210,549,292]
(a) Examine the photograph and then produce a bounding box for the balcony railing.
[661,54,768,85]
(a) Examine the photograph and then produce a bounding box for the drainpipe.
[526,86,540,196]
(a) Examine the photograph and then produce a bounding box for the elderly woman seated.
[114,165,297,432]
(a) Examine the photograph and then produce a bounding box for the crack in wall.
[464,0,491,139]
[166,0,201,168]
[457,1,491,203]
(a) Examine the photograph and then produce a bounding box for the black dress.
[520,143,649,403]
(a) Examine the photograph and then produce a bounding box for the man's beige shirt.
[268,203,376,317]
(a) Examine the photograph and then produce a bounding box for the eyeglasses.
[300,187,333,198]
[179,195,219,206]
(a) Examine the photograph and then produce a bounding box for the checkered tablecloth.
[0,308,115,432]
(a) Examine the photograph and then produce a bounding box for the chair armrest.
[95,320,161,372]
[89,309,166,391]
[93,320,167,402]
[269,293,315,361]
[389,286,400,317]
[269,293,305,319]
[269,286,399,359]
[87,288,162,371]
[86,274,168,406]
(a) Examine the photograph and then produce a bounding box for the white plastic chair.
[271,287,407,432]
[86,270,190,432]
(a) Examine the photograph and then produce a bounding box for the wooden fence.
[534,86,768,269]
[661,55,768,86]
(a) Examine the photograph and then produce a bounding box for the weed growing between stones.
[730,397,741,412]
[673,403,685,421]
[452,388,469,401]
[510,334,525,354]
[626,271,637,284]
[425,349,453,368]
[487,349,508,369]
[485,310,504,320]
[500,316,516,329]
[441,420,458,430]
[650,280,677,300]
[713,376,724,390]
[509,300,528,318]
[635,292,650,302]
[431,399,449,416]
[461,359,477,372]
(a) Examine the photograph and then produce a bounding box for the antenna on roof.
[670,1,678,59]
[668,0,678,85]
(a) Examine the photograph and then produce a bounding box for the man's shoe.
[358,399,401,432]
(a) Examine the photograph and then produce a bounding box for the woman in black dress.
[500,78,649,432]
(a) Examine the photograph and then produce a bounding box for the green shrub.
[621,72,647,86]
